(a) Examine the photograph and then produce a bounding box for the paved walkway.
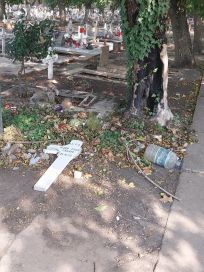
[155,78,204,272]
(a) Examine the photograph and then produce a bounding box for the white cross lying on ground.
[34,140,83,192]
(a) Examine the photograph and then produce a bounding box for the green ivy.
[119,0,170,94]
[7,19,54,63]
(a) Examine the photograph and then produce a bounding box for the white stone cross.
[34,140,83,192]
[0,27,6,56]
[42,47,58,80]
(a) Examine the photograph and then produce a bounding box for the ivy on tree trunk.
[0,0,5,20]
[120,0,171,122]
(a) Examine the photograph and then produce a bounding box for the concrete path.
[155,78,204,272]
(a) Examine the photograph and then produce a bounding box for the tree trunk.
[121,0,173,126]
[0,0,6,21]
[58,0,66,24]
[169,0,194,67]
[83,8,90,24]
[194,14,204,54]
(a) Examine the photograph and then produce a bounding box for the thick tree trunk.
[170,0,194,67]
[83,2,92,24]
[122,0,173,126]
[194,14,204,54]
[83,8,90,24]
[0,0,6,21]
[58,0,66,24]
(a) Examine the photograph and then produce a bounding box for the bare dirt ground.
[0,50,202,271]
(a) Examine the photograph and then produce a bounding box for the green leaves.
[7,19,54,63]
[120,0,169,61]
[95,204,108,212]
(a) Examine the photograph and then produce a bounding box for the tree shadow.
[0,164,177,272]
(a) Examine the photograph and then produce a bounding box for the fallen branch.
[125,143,180,201]
[6,139,61,145]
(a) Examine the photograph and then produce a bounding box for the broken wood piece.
[81,68,126,80]
[58,89,88,99]
[74,74,128,85]
[34,140,83,192]
[78,94,96,107]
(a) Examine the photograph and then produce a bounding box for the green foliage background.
[7,19,54,63]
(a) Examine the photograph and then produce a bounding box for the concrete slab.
[192,97,204,133]
[0,56,71,76]
[0,215,119,272]
[155,172,204,272]
[182,132,204,172]
[198,81,204,97]
[155,76,204,272]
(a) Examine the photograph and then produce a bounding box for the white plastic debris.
[29,154,41,166]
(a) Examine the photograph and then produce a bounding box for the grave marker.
[42,47,58,80]
[34,140,83,192]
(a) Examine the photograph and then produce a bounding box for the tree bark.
[194,14,204,54]
[121,0,173,126]
[0,0,6,21]
[58,0,66,24]
[169,0,194,67]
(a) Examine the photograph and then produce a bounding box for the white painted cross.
[42,47,58,80]
[0,27,6,56]
[34,140,83,192]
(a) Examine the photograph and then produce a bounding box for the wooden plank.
[65,67,84,76]
[81,68,126,80]
[73,74,127,85]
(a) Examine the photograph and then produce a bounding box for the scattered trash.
[8,154,16,163]
[133,142,145,153]
[29,154,41,166]
[160,193,173,204]
[144,144,182,169]
[153,135,162,142]
[22,153,32,160]
[54,104,64,113]
[27,149,36,154]
[62,98,74,109]
[2,126,23,142]
[69,118,83,128]
[40,153,50,161]
[1,143,12,155]
[95,204,108,212]
[74,170,82,179]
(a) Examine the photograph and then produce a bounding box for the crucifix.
[42,47,58,80]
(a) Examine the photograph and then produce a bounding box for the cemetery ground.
[0,51,202,271]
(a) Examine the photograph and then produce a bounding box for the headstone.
[99,45,109,67]
[42,47,58,80]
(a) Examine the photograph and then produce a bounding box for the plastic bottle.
[144,144,182,169]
